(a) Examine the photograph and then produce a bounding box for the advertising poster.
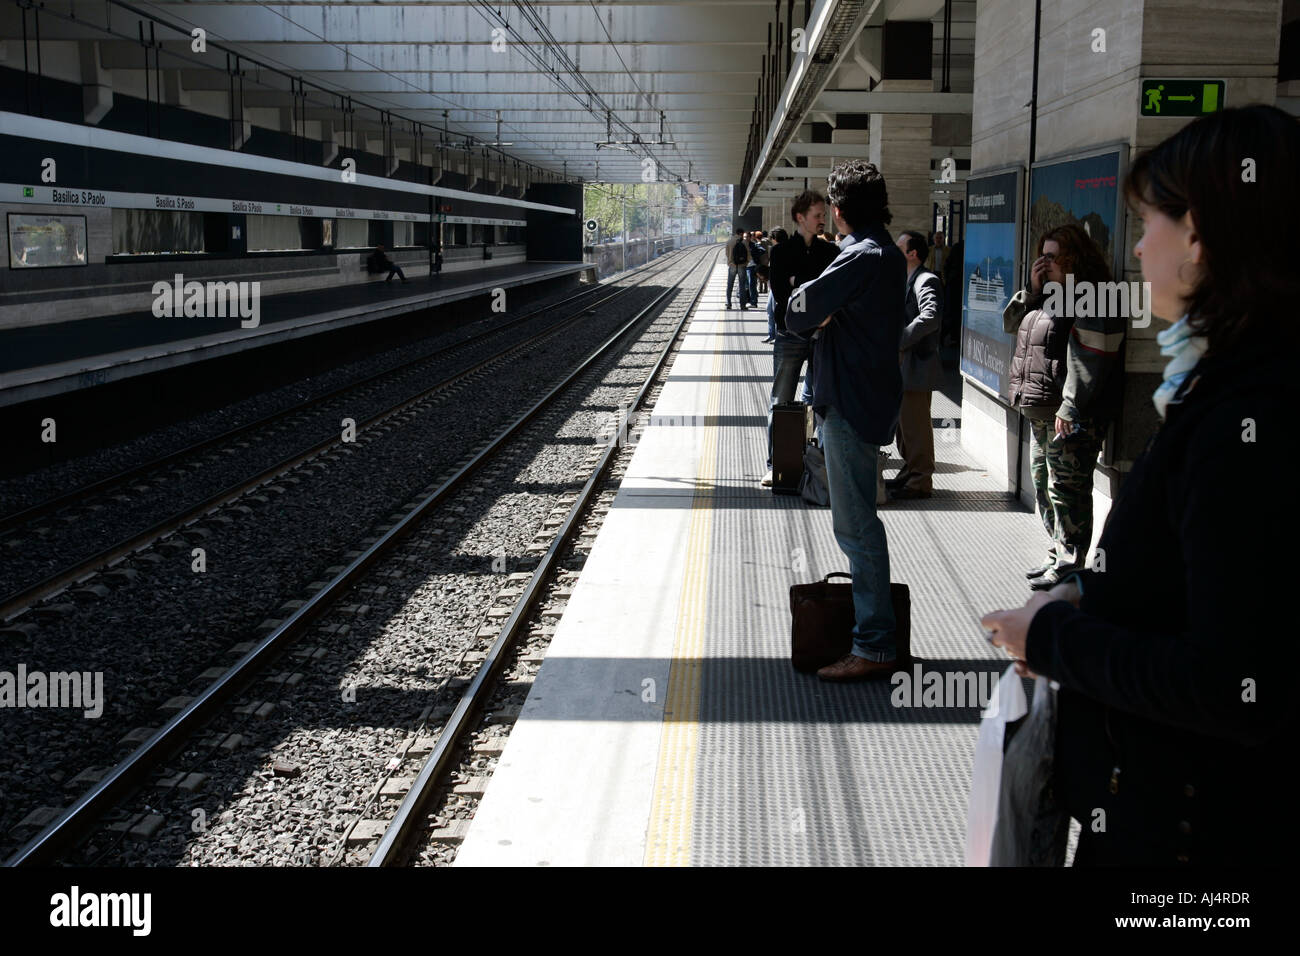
[8,213,88,269]
[960,169,1021,400]
[1027,148,1124,284]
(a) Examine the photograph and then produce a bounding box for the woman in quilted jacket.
[1002,224,1119,590]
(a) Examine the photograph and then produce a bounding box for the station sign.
[3,183,521,226]
[441,215,525,226]
[1140,79,1225,117]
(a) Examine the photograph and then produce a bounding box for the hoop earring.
[1177,258,1197,284]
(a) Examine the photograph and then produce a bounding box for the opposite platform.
[456,262,1053,866]
[0,260,585,407]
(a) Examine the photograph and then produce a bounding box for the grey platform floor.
[456,263,1055,867]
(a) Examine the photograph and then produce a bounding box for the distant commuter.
[1002,222,1122,590]
[942,238,964,346]
[754,231,773,297]
[367,244,407,283]
[726,227,750,310]
[891,230,944,500]
[746,231,766,307]
[982,104,1300,865]
[763,227,789,343]
[927,229,949,276]
[763,191,837,486]
[786,162,906,681]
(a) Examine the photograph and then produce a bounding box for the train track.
[0,250,691,623]
[364,250,711,867]
[3,244,718,866]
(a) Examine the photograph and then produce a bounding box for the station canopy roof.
[21,0,790,185]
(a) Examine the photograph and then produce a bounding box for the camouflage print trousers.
[1028,417,1104,570]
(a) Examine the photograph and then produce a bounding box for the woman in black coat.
[981,105,1300,865]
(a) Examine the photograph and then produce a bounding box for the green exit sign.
[1141,79,1225,117]
[22,186,34,198]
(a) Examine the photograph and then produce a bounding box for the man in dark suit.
[891,230,944,499]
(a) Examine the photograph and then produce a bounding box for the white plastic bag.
[991,676,1068,866]
[964,664,1027,867]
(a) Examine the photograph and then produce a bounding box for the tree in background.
[583,183,711,241]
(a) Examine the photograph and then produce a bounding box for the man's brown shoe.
[816,653,899,682]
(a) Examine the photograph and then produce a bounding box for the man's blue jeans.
[746,264,759,306]
[765,292,776,338]
[726,264,749,307]
[766,334,810,466]
[820,406,897,661]
[801,345,815,405]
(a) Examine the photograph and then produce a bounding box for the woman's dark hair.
[825,160,892,228]
[1123,104,1300,353]
[770,227,789,244]
[1039,223,1111,285]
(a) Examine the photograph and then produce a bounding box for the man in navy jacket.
[786,160,907,681]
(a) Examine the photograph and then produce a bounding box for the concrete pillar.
[162,71,190,108]
[866,80,933,237]
[231,120,252,151]
[321,121,340,167]
[78,41,113,125]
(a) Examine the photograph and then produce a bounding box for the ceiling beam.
[813,90,973,114]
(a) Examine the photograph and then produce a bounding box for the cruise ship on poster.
[963,258,1009,338]
[967,259,1007,313]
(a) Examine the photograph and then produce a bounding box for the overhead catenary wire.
[471,0,687,183]
[585,0,688,170]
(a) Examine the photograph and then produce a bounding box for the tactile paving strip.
[690,308,1054,866]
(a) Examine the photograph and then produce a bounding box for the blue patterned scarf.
[1153,315,1209,420]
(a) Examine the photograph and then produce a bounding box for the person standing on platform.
[755,231,772,298]
[982,104,1299,866]
[745,231,763,308]
[890,230,944,500]
[725,227,750,310]
[927,229,949,276]
[762,192,837,487]
[1002,223,1122,590]
[762,227,789,343]
[942,238,964,347]
[785,162,906,681]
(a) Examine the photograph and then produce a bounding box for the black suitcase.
[771,402,808,494]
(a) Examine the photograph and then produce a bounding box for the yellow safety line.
[643,293,723,867]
